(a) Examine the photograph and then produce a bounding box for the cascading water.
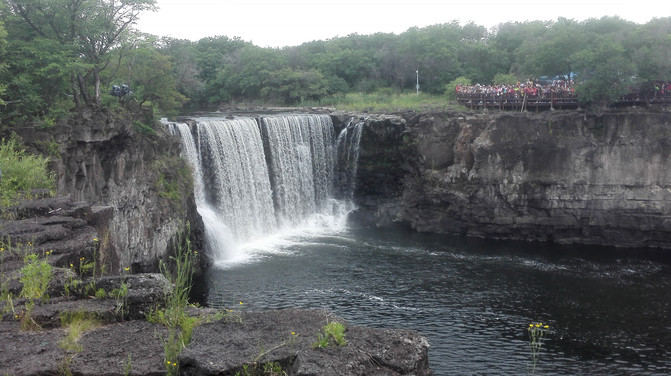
[166,114,362,263]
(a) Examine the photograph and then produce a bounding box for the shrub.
[0,137,55,209]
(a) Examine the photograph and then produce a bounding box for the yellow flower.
[124,267,130,271]
[93,238,98,242]
[70,263,74,267]
[544,325,549,329]
[45,251,50,255]
[239,301,243,305]
[291,331,295,335]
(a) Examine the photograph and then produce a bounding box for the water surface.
[203,227,671,375]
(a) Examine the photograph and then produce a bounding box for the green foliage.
[134,121,158,136]
[306,91,456,112]
[260,68,328,105]
[109,38,187,115]
[19,253,52,301]
[146,224,223,375]
[235,361,288,376]
[3,9,671,114]
[157,174,180,202]
[0,137,55,209]
[493,73,518,85]
[312,321,346,349]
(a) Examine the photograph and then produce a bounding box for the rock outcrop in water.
[345,108,671,249]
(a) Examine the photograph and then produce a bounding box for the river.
[202,226,671,375]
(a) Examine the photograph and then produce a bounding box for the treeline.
[1,0,670,127]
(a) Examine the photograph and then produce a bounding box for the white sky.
[137,0,665,48]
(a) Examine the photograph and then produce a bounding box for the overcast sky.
[137,0,664,48]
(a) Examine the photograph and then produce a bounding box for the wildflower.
[239,301,243,305]
[45,251,50,255]
[93,238,98,242]
[291,331,295,335]
[70,263,74,267]
[124,267,130,271]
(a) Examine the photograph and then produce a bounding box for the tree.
[0,19,7,106]
[629,17,671,86]
[260,68,327,105]
[4,0,156,105]
[517,18,583,80]
[573,36,635,106]
[109,37,187,115]
[158,37,205,105]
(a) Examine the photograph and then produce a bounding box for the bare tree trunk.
[77,73,91,104]
[70,74,80,107]
[94,67,101,105]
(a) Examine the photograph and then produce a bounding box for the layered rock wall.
[348,109,671,249]
[14,106,202,273]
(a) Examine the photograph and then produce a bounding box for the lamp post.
[416,70,420,95]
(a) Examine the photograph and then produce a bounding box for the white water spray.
[167,115,363,264]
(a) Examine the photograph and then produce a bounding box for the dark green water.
[202,227,671,375]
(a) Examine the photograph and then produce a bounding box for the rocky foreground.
[0,197,432,375]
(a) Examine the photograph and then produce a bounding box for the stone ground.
[0,197,433,375]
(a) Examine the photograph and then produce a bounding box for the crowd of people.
[455,79,575,102]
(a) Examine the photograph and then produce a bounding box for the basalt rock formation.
[11,106,203,273]
[345,108,671,249]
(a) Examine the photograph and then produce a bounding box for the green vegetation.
[312,321,347,349]
[18,252,53,330]
[235,361,288,376]
[1,7,670,124]
[19,253,52,301]
[0,137,55,210]
[305,91,461,112]
[146,225,224,375]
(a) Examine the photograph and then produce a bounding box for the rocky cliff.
[346,108,671,249]
[12,106,203,273]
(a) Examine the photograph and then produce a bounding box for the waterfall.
[336,120,364,200]
[166,114,362,262]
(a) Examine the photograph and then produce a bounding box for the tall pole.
[416,70,419,95]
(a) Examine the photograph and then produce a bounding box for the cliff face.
[14,106,202,273]
[350,109,671,249]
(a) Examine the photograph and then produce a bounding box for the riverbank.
[0,196,432,375]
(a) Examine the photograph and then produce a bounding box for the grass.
[59,311,101,353]
[146,224,224,375]
[312,321,346,349]
[18,252,53,330]
[0,136,55,212]
[303,91,467,113]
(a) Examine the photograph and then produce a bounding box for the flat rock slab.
[0,322,65,375]
[70,320,168,376]
[180,308,433,376]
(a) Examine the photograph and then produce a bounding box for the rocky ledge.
[0,197,432,375]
